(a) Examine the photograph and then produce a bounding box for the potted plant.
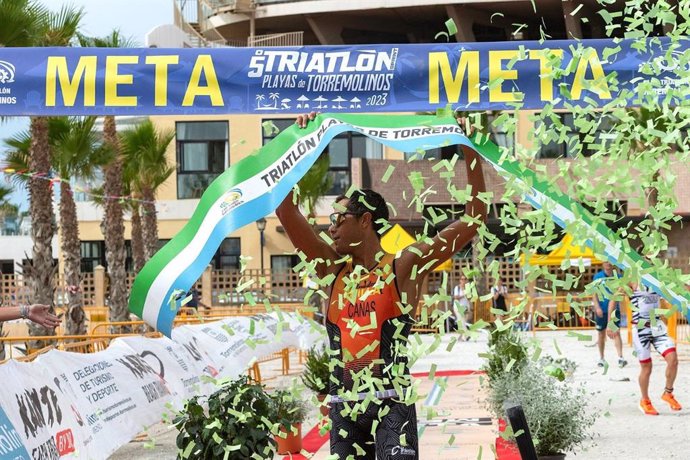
[483,327,529,385]
[301,345,330,416]
[485,362,597,459]
[270,387,309,455]
[174,375,276,459]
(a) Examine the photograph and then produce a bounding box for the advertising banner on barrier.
[0,359,93,459]
[0,314,326,460]
[0,37,685,116]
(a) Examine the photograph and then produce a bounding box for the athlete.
[630,282,682,415]
[275,112,486,459]
[592,261,628,368]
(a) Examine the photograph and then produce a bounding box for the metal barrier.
[0,334,133,362]
[530,295,596,331]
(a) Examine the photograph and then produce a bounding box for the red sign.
[55,429,75,456]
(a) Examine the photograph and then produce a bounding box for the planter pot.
[538,454,566,460]
[275,423,302,455]
[317,393,330,417]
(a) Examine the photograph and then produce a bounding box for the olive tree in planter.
[174,376,276,459]
[301,346,330,417]
[270,387,309,455]
[486,362,597,459]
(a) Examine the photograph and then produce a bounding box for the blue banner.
[0,38,685,116]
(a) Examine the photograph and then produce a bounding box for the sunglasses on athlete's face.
[329,211,361,226]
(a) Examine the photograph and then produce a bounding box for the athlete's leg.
[597,329,606,361]
[664,350,678,387]
[639,360,652,400]
[375,400,419,460]
[330,403,376,459]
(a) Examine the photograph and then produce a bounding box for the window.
[212,238,241,269]
[81,241,105,272]
[536,113,576,158]
[271,254,300,271]
[536,113,618,158]
[176,121,228,199]
[262,118,382,195]
[0,260,14,274]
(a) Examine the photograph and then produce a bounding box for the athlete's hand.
[595,307,604,318]
[296,112,318,128]
[606,328,616,339]
[456,116,476,136]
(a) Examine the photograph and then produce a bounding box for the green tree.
[6,3,85,345]
[5,117,109,335]
[120,120,175,262]
[77,29,136,324]
[52,117,111,335]
[295,153,333,222]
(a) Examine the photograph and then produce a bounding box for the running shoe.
[597,359,606,368]
[661,392,682,411]
[639,398,659,416]
[618,358,628,368]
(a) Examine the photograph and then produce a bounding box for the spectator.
[492,277,508,312]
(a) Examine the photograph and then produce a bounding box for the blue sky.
[0,0,173,210]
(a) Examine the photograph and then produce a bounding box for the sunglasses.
[329,211,362,226]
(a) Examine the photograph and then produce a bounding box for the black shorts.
[329,398,419,459]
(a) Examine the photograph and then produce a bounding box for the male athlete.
[275,113,486,459]
[630,281,682,415]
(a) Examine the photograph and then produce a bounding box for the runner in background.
[592,261,628,369]
[629,281,681,415]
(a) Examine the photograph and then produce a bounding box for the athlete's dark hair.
[336,189,389,238]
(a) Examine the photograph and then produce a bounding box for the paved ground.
[111,329,690,459]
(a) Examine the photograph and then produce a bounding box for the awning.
[520,234,603,267]
[381,224,452,271]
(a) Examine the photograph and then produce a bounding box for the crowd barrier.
[0,312,325,460]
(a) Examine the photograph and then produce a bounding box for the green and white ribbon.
[128,114,690,336]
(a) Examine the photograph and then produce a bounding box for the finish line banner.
[0,37,686,116]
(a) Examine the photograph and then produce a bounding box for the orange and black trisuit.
[326,252,419,460]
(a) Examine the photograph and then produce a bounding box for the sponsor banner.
[0,360,90,459]
[0,38,686,115]
[0,314,325,460]
[35,343,177,457]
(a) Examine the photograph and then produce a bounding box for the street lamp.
[256,217,267,273]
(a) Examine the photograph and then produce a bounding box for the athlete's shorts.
[632,326,676,363]
[594,307,621,331]
[329,397,419,459]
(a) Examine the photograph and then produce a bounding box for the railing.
[248,31,303,47]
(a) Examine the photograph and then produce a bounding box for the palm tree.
[119,120,175,263]
[77,29,136,328]
[0,0,46,47]
[296,153,333,222]
[52,117,110,335]
[5,117,109,335]
[25,4,84,345]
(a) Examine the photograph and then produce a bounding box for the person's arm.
[398,119,487,278]
[592,293,604,318]
[0,304,61,328]
[275,189,339,279]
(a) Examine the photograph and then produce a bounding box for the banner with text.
[0,37,686,116]
[0,313,326,460]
